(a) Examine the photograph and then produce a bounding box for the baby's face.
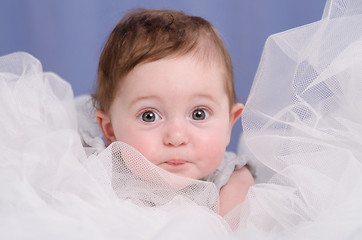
[102,54,242,179]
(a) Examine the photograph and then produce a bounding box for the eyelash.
[190,107,211,121]
[137,108,162,123]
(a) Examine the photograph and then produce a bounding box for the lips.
[165,159,187,166]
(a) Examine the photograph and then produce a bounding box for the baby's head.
[94,9,243,179]
[94,9,236,113]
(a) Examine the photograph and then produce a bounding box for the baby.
[93,9,254,216]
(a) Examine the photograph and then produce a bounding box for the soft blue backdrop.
[0,0,326,152]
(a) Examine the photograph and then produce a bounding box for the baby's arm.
[218,166,254,216]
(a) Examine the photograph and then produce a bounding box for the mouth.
[164,159,187,166]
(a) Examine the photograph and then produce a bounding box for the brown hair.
[93,9,235,113]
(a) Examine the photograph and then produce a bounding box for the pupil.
[193,110,205,120]
[142,111,155,122]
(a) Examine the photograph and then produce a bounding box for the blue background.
[0,0,326,152]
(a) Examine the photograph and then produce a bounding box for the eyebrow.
[191,94,220,105]
[129,95,162,106]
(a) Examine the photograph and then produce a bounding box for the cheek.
[199,135,226,156]
[198,118,230,147]
[129,138,158,163]
[113,123,160,164]
[195,126,229,165]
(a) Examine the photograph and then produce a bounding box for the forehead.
[120,54,226,94]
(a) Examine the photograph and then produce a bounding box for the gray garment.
[204,152,252,191]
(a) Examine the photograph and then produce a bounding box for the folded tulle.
[238,0,362,238]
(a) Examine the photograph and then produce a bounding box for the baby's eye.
[191,108,210,121]
[141,110,161,122]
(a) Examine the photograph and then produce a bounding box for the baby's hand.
[218,166,254,216]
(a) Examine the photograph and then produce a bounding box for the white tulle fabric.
[235,0,362,238]
[1,0,362,239]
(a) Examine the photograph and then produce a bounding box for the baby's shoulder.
[218,166,254,216]
[226,166,254,190]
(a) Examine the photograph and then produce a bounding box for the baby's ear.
[226,103,244,145]
[95,110,116,146]
[229,103,244,126]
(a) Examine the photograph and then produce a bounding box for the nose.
[163,119,189,147]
